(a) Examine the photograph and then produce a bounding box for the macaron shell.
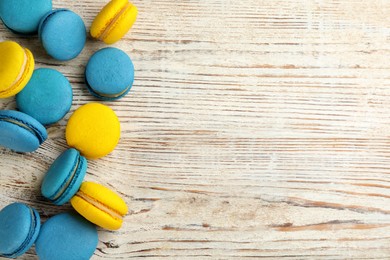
[35,212,98,260]
[65,103,120,159]
[70,181,128,230]
[85,47,134,100]
[16,68,73,125]
[41,148,87,205]
[90,0,137,44]
[39,9,86,61]
[0,203,40,258]
[0,0,52,34]
[0,41,34,98]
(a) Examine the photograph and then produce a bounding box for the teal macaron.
[41,148,87,205]
[0,110,47,152]
[0,203,41,258]
[0,0,52,35]
[35,212,98,260]
[38,9,86,61]
[16,68,73,125]
[85,47,134,100]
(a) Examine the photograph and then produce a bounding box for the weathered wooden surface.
[1,0,390,259]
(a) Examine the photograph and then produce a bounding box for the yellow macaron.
[0,41,34,98]
[90,0,138,44]
[65,103,120,159]
[70,182,128,230]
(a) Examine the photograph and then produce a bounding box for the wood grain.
[1,0,390,259]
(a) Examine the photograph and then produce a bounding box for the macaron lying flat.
[16,68,73,125]
[90,0,138,44]
[35,212,98,260]
[41,148,87,206]
[39,9,86,61]
[0,0,52,34]
[0,41,34,98]
[0,110,47,152]
[85,47,134,100]
[0,203,41,258]
[66,103,120,159]
[71,182,128,230]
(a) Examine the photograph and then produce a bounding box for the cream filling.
[94,84,131,98]
[1,118,36,136]
[76,190,123,220]
[52,157,80,201]
[98,2,132,41]
[8,51,28,91]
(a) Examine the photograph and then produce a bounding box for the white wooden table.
[1,0,390,259]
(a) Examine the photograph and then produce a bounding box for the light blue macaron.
[0,110,47,152]
[16,68,73,125]
[0,203,41,258]
[0,0,52,35]
[38,9,86,61]
[35,212,98,260]
[41,148,87,206]
[85,47,135,100]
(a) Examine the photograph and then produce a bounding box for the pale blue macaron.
[85,47,134,100]
[0,203,41,258]
[38,9,86,61]
[41,148,87,206]
[16,68,73,125]
[0,0,52,35]
[35,212,98,260]
[0,110,47,152]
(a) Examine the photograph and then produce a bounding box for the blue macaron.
[38,9,86,61]
[0,110,47,152]
[16,68,73,125]
[35,212,98,260]
[85,47,135,100]
[41,148,87,205]
[0,203,41,258]
[0,0,52,35]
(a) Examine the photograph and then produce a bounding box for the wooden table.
[1,0,390,259]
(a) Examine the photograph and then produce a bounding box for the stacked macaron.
[0,0,138,259]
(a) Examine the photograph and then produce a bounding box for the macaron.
[85,47,134,100]
[41,148,87,206]
[16,68,73,125]
[0,110,47,152]
[66,103,120,159]
[0,0,52,34]
[38,9,86,61]
[35,212,98,260]
[0,203,41,258]
[90,0,138,44]
[0,41,34,98]
[71,181,128,230]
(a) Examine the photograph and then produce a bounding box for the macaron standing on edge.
[0,0,52,35]
[39,9,86,61]
[41,148,87,205]
[85,47,135,100]
[90,0,138,44]
[0,41,35,98]
[16,68,73,125]
[71,181,128,230]
[0,203,41,258]
[0,110,47,152]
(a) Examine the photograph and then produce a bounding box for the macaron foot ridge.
[0,115,46,144]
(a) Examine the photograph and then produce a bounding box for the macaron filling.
[75,190,123,221]
[0,49,30,97]
[0,117,45,144]
[97,2,133,41]
[85,79,132,99]
[3,208,39,258]
[50,154,84,204]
